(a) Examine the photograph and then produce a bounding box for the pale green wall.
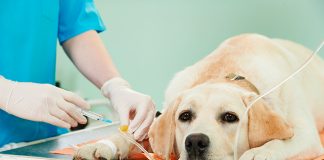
[56,0,324,110]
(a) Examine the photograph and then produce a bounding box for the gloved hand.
[101,77,156,141]
[0,76,90,128]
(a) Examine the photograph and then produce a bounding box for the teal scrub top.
[0,0,105,147]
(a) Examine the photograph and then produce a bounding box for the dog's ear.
[148,97,182,159]
[243,95,294,148]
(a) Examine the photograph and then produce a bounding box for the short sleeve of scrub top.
[0,0,105,147]
[58,0,106,44]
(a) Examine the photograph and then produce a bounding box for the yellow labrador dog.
[74,34,324,160]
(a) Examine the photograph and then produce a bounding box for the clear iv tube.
[119,129,155,160]
[233,41,324,160]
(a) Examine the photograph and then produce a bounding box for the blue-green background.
[56,0,324,110]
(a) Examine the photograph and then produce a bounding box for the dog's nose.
[185,133,210,156]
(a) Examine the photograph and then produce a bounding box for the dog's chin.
[179,153,233,160]
[186,156,207,160]
[178,156,207,160]
[205,155,234,160]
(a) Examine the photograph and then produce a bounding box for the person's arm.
[62,30,156,141]
[62,30,119,88]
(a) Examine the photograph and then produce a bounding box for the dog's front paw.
[73,143,115,160]
[239,147,284,160]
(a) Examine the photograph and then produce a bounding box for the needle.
[80,110,112,123]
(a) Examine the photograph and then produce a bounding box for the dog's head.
[148,83,293,160]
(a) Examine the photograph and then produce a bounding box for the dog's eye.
[221,112,239,123]
[179,111,192,122]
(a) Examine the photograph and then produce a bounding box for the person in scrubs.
[0,0,155,147]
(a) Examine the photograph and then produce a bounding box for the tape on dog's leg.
[97,139,117,156]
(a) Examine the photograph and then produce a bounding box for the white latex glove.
[0,76,90,128]
[101,77,156,141]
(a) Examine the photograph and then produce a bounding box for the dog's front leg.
[73,133,132,160]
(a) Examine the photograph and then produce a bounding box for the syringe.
[80,110,112,123]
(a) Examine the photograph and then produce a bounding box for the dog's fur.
[74,34,324,160]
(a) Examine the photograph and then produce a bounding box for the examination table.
[0,123,118,160]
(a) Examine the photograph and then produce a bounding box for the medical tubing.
[119,129,154,160]
[233,41,324,160]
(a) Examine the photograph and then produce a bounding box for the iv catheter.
[80,110,113,123]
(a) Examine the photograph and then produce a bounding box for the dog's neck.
[225,73,260,95]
